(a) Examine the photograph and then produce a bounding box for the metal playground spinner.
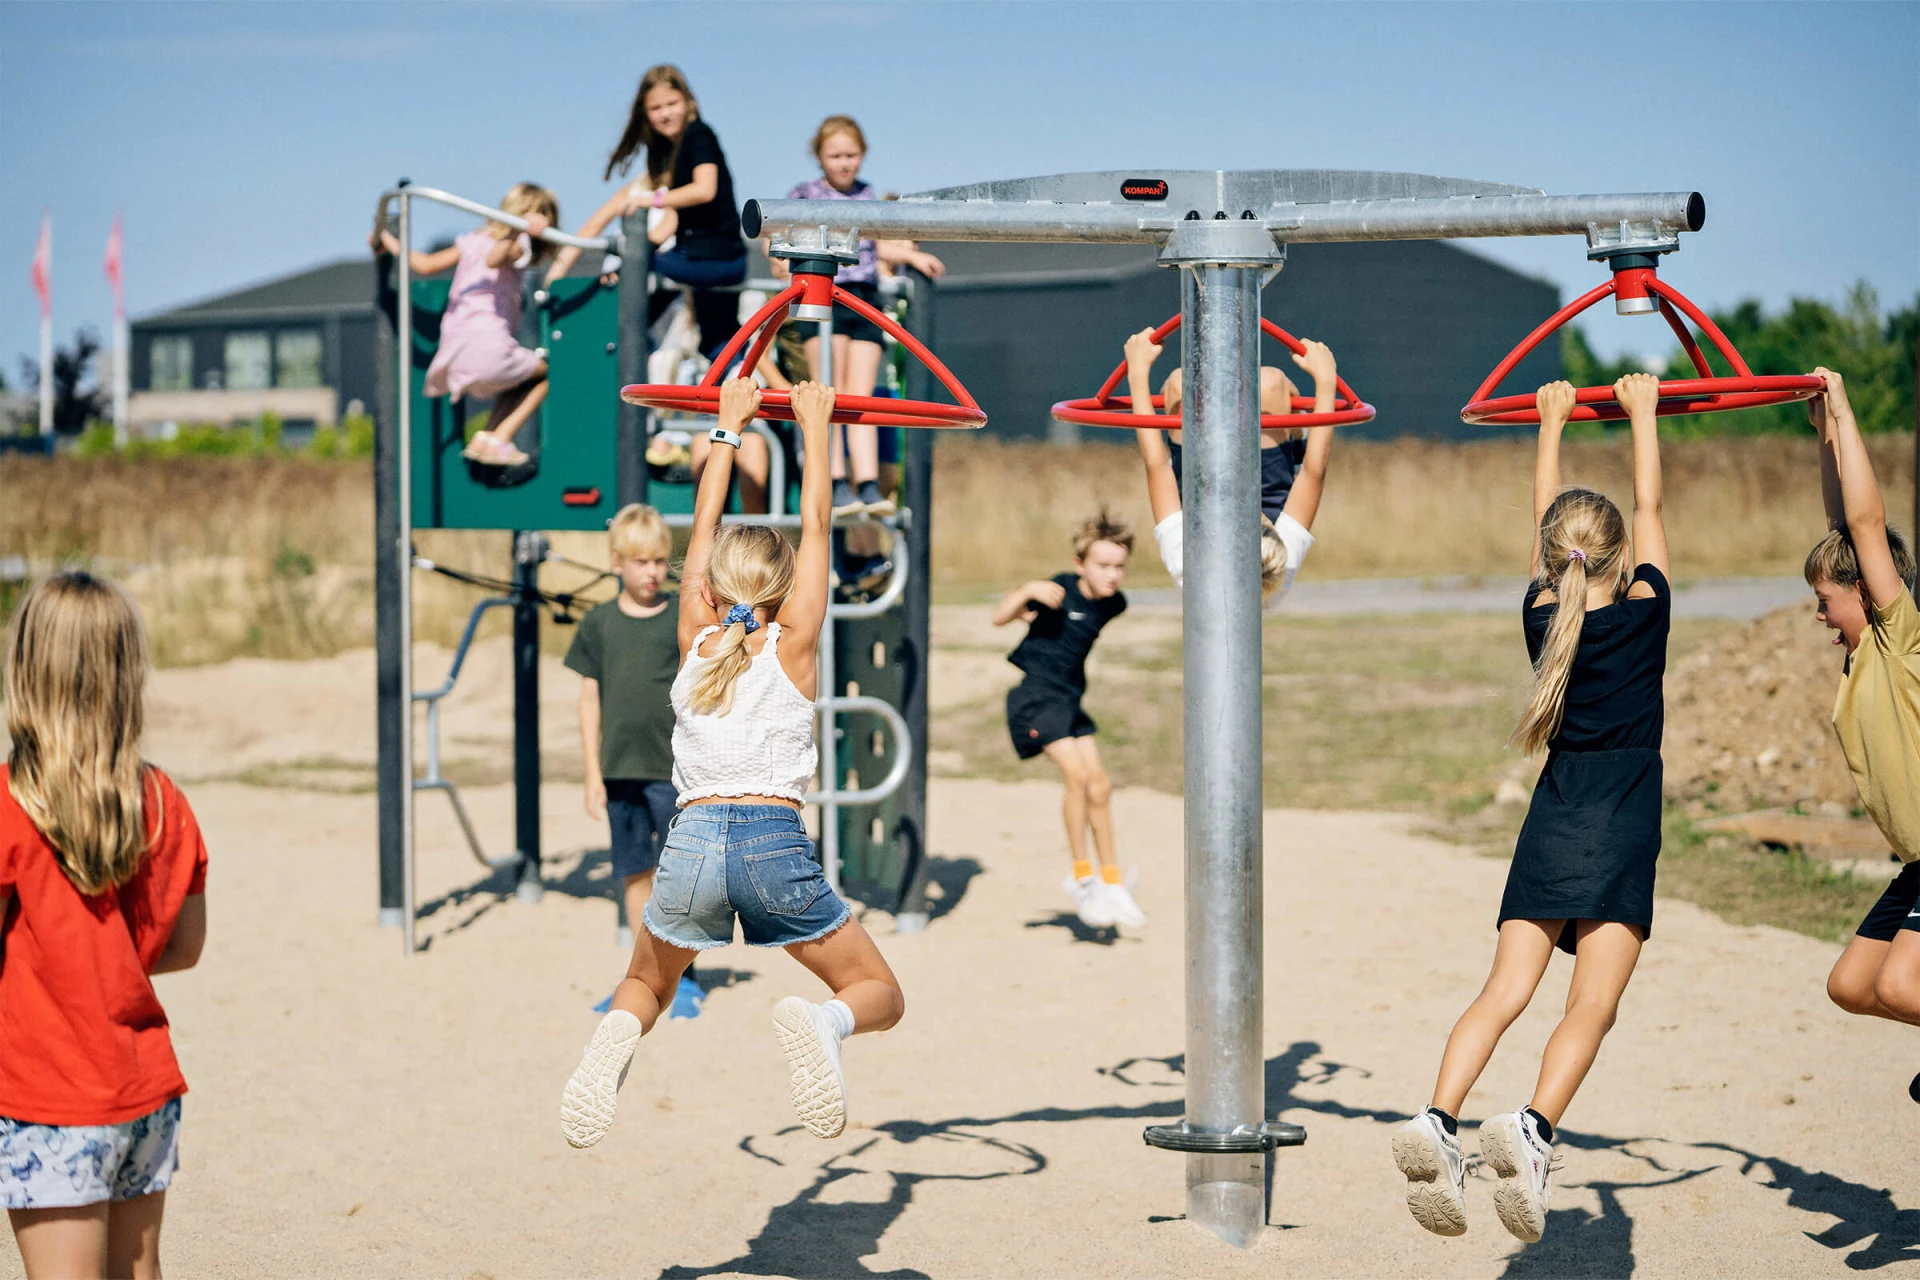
[748,168,1727,1249]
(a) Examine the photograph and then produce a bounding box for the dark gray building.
[922,238,1561,442]
[130,238,1557,443]
[129,260,378,435]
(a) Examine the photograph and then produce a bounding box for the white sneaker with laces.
[772,997,848,1139]
[559,1009,642,1148]
[1391,1109,1468,1236]
[1479,1108,1563,1243]
[1101,879,1148,928]
[1062,873,1115,928]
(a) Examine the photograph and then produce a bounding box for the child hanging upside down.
[376,183,559,468]
[991,511,1145,931]
[1123,327,1338,609]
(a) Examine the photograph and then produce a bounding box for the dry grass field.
[5,432,1906,667]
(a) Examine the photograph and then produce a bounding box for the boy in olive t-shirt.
[1805,371,1920,1097]
[565,504,702,1016]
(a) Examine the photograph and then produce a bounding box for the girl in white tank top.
[561,379,905,1153]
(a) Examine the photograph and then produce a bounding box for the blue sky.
[3,0,1915,383]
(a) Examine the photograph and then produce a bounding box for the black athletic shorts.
[606,779,679,881]
[797,280,885,348]
[1856,860,1920,941]
[1006,681,1096,760]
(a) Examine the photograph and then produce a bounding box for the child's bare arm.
[1617,373,1669,584]
[150,895,206,975]
[579,677,605,819]
[1807,386,1848,531]
[1126,329,1182,524]
[1279,341,1339,531]
[547,189,627,284]
[680,379,758,651]
[773,381,836,642]
[1821,368,1904,608]
[1531,381,1576,576]
[991,580,1066,627]
[373,231,459,279]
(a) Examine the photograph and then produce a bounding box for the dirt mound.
[1664,602,1859,814]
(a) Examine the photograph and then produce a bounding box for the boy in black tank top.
[990,510,1144,931]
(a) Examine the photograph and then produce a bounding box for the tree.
[16,326,106,435]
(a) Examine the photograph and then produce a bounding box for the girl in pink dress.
[377,183,558,466]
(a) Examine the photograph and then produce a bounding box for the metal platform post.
[512,530,545,903]
[373,234,405,931]
[1167,222,1280,1246]
[617,215,651,510]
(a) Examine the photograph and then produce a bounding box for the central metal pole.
[1179,261,1268,1247]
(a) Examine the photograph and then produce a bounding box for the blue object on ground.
[668,974,705,1020]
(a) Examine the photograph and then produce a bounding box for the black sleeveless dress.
[1500,564,1671,954]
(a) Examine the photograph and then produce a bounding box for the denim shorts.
[0,1097,181,1209]
[641,805,850,951]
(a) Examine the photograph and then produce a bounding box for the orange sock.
[1100,864,1123,885]
[1072,860,1093,882]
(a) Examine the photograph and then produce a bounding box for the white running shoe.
[1101,879,1148,928]
[772,997,848,1139]
[1391,1110,1469,1237]
[1480,1108,1563,1243]
[1062,873,1115,928]
[559,1009,642,1148]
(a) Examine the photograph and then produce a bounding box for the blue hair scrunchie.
[724,602,760,633]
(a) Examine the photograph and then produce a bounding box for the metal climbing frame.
[750,169,1706,1249]
[373,181,945,953]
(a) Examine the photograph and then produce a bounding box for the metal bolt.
[551,329,562,340]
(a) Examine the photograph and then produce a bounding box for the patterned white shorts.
[0,1098,181,1209]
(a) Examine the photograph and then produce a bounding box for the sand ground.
[7,625,1917,1278]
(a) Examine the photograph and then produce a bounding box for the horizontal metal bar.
[804,695,912,808]
[1271,191,1704,242]
[379,185,612,252]
[746,191,1703,246]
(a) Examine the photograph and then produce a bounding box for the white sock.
[821,998,856,1041]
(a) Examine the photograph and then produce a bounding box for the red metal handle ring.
[621,281,987,429]
[1459,272,1823,426]
[1049,314,1376,431]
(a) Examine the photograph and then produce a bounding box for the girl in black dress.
[1394,373,1670,1246]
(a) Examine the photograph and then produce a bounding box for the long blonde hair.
[1512,488,1629,756]
[5,571,157,894]
[606,64,700,182]
[494,182,560,267]
[686,526,796,716]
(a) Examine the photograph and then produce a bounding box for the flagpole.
[34,211,52,440]
[107,212,127,446]
[38,315,51,439]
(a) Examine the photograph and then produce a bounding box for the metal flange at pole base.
[1051,313,1376,430]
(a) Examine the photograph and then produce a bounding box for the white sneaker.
[1480,1108,1563,1243]
[559,1009,642,1148]
[1391,1110,1468,1237]
[1062,873,1115,928]
[772,997,848,1139]
[1101,879,1148,928]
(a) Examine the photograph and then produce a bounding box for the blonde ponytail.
[5,571,157,894]
[684,525,797,716]
[1512,488,1629,756]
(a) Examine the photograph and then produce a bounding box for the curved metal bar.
[699,282,805,389]
[376,185,612,252]
[416,780,521,872]
[832,285,983,413]
[410,594,514,701]
[804,695,913,808]
[1467,278,1618,404]
[828,528,910,620]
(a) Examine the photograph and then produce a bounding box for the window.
[224,332,271,390]
[275,330,323,389]
[149,335,193,391]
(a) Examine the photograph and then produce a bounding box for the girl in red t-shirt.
[1,572,207,1279]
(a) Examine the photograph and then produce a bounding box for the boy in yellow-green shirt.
[1806,370,1920,1096]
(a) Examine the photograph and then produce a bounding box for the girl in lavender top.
[775,116,946,518]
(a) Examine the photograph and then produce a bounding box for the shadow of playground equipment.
[413,844,637,947]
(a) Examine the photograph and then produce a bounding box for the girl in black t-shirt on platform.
[555,64,747,360]
[1393,374,1671,1249]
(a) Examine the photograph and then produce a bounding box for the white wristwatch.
[708,427,743,448]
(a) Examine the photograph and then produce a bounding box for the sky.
[3,0,1916,385]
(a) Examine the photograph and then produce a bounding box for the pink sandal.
[463,434,529,467]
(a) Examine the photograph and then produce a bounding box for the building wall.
[129,314,376,425]
[923,240,1561,443]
